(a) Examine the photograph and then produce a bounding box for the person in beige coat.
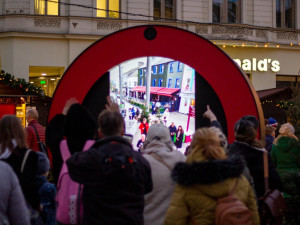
[164,127,259,225]
[142,124,186,225]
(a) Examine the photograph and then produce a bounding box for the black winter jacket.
[67,136,153,225]
[228,141,283,198]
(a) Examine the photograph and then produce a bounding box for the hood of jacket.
[142,140,185,168]
[171,155,245,197]
[274,136,298,152]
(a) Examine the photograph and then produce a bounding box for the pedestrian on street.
[175,126,184,149]
[136,134,146,153]
[142,124,185,225]
[271,123,300,224]
[139,118,149,136]
[0,161,30,225]
[0,115,42,224]
[169,122,177,142]
[66,98,153,225]
[26,109,46,152]
[164,128,259,225]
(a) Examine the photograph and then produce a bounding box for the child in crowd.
[36,152,56,225]
[265,126,275,153]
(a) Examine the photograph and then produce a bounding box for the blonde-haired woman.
[271,123,300,224]
[164,128,259,225]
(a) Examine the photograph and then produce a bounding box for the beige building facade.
[0,0,300,95]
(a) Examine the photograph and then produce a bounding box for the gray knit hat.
[147,124,171,143]
[36,152,50,175]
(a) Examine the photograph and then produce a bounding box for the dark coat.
[228,141,283,198]
[67,136,153,225]
[169,125,177,140]
[265,134,274,153]
[2,147,40,210]
[175,132,184,148]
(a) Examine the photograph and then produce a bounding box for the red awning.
[131,86,180,97]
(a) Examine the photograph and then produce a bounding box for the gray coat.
[0,161,30,225]
[143,141,186,225]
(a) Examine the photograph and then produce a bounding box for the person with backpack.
[164,127,259,225]
[66,103,153,225]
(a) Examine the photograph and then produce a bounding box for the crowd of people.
[0,97,299,225]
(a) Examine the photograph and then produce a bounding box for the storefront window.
[154,0,175,20]
[276,0,295,28]
[97,0,119,18]
[213,0,241,23]
[35,0,59,15]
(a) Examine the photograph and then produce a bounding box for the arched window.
[35,0,59,15]
[97,0,119,18]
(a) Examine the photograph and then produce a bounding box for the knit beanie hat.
[268,117,278,127]
[36,152,50,175]
[147,124,171,143]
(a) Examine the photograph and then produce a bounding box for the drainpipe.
[146,57,152,110]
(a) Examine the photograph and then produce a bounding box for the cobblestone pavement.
[122,100,195,155]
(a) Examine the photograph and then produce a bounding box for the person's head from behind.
[278,123,298,140]
[234,115,263,147]
[98,109,124,138]
[36,152,50,177]
[143,124,174,151]
[64,103,96,140]
[26,108,38,123]
[0,115,27,154]
[265,126,275,138]
[187,128,227,163]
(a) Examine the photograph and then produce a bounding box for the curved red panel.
[49,25,263,142]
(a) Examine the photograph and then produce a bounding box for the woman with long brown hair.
[0,115,41,223]
[175,125,184,149]
[164,127,259,225]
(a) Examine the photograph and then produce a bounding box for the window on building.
[175,78,180,88]
[154,0,175,20]
[168,79,172,88]
[177,62,183,72]
[35,0,59,15]
[213,0,241,23]
[169,63,174,73]
[152,66,157,74]
[97,0,119,18]
[159,64,164,74]
[140,78,143,86]
[276,75,299,88]
[134,81,137,86]
[276,0,295,28]
[139,69,143,76]
[152,79,156,87]
[158,79,163,87]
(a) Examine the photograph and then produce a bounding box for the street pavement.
[123,100,195,154]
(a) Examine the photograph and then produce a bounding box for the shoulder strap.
[59,139,95,162]
[21,149,31,173]
[30,124,41,142]
[263,150,269,193]
[149,152,172,170]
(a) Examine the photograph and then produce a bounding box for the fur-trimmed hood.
[172,155,245,186]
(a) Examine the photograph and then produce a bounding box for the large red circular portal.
[48,25,263,142]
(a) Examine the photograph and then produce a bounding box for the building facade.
[0,0,300,96]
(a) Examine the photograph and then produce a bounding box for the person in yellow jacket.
[164,127,259,225]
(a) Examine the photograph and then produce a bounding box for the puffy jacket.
[67,136,153,225]
[164,155,259,225]
[26,120,45,152]
[143,141,186,225]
